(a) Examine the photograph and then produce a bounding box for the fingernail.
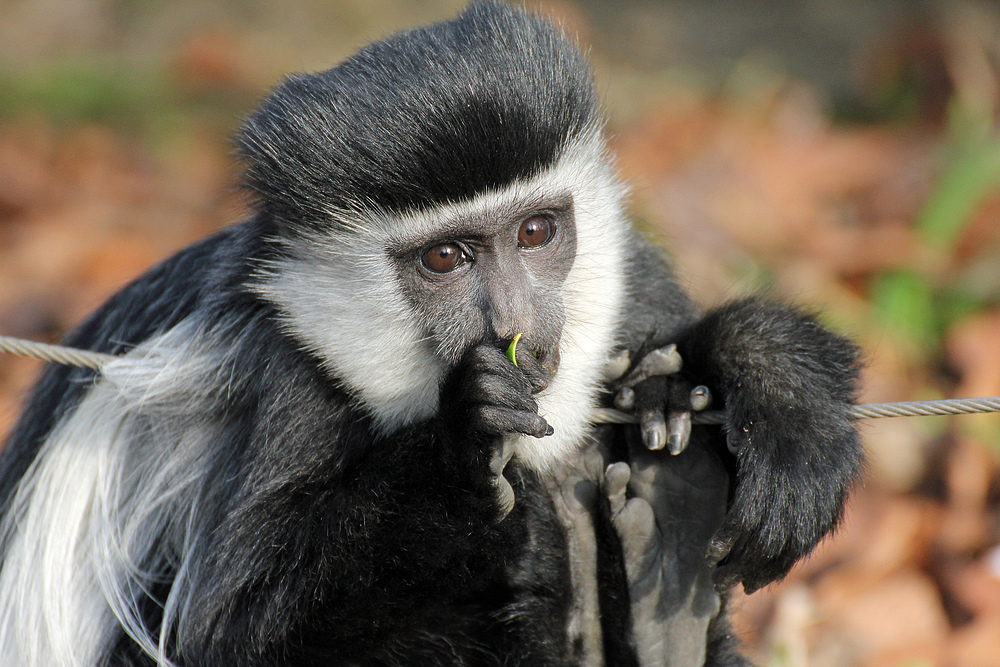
[645,344,682,375]
[667,411,692,455]
[644,426,664,450]
[614,387,635,411]
[690,385,711,411]
[603,349,631,382]
[620,344,682,388]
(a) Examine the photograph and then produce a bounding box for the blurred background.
[1,0,999,664]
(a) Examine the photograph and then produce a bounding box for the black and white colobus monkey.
[0,3,862,665]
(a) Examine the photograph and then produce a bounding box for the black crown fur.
[236,1,597,227]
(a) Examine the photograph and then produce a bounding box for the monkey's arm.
[673,297,862,592]
[617,256,862,594]
[173,338,561,665]
[599,238,861,667]
[614,234,700,356]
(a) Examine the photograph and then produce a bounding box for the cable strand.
[3,334,1000,423]
[0,335,117,372]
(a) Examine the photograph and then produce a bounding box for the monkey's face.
[253,133,629,470]
[391,193,577,378]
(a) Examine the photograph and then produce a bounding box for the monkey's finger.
[603,349,631,382]
[463,345,536,402]
[489,439,515,477]
[614,386,636,411]
[706,528,737,565]
[610,498,661,593]
[725,424,750,455]
[474,405,553,438]
[467,373,538,412]
[712,563,742,592]
[666,410,692,455]
[512,342,551,394]
[639,408,667,451]
[690,385,711,411]
[470,344,530,379]
[620,344,682,389]
[579,443,608,484]
[492,474,516,519]
[603,462,630,516]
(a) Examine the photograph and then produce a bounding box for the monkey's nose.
[505,335,559,393]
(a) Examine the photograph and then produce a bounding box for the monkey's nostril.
[505,336,560,392]
[537,347,560,376]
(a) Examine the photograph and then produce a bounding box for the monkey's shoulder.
[0,224,265,505]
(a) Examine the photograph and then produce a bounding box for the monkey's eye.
[422,243,467,273]
[517,216,555,249]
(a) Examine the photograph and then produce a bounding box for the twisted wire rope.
[3,334,1000,424]
[0,335,117,372]
[593,398,1000,426]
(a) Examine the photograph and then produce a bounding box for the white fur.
[0,324,226,667]
[252,227,450,430]
[254,129,629,470]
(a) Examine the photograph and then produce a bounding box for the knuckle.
[466,344,503,371]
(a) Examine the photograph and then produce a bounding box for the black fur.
[675,299,862,593]
[237,1,596,228]
[0,3,863,665]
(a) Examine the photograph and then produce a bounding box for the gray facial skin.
[392,194,576,372]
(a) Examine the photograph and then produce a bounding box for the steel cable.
[3,334,1000,424]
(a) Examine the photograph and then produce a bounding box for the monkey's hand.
[605,434,729,667]
[607,344,712,454]
[457,343,553,440]
[440,343,553,519]
[675,298,863,593]
[544,436,729,667]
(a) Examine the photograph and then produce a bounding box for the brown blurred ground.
[2,1,1000,665]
